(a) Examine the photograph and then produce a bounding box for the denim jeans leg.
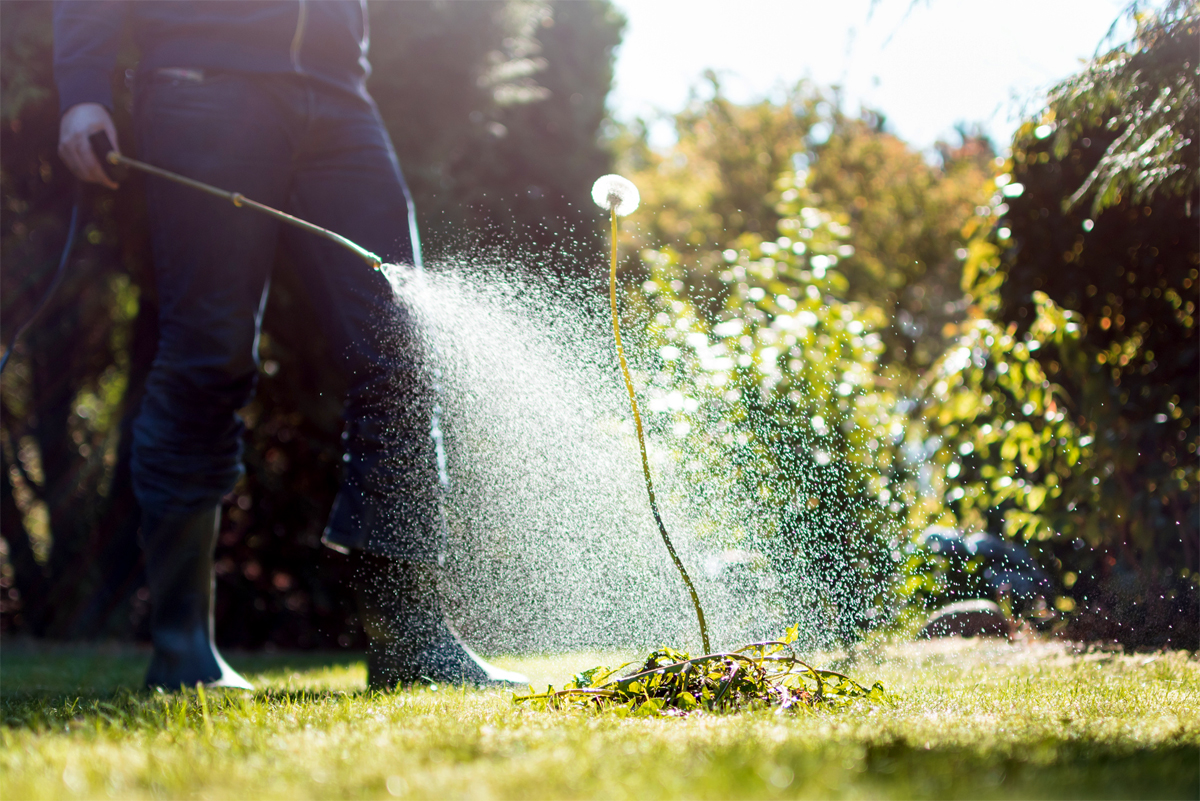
[282,87,444,562]
[131,73,296,519]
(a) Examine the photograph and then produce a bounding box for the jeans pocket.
[136,71,257,154]
[136,68,243,111]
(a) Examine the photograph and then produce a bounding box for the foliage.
[630,171,923,644]
[515,626,886,716]
[921,0,1198,647]
[2,643,1197,800]
[614,16,1193,647]
[1,1,154,638]
[620,76,814,256]
[922,290,1090,543]
[620,82,994,373]
[804,122,995,371]
[612,89,994,636]
[370,0,625,263]
[1047,0,1199,214]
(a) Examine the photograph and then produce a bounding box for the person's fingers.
[66,134,107,187]
[57,138,82,179]
[57,104,120,189]
[58,128,91,182]
[77,125,119,189]
[61,133,101,186]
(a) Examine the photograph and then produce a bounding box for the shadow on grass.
[0,638,365,729]
[850,738,1199,800]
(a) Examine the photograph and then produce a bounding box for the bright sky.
[608,0,1131,152]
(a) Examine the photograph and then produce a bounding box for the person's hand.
[58,102,119,189]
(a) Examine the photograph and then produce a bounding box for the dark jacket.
[53,0,371,114]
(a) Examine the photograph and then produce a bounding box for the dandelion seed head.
[591,174,640,216]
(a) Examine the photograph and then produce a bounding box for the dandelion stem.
[608,207,711,654]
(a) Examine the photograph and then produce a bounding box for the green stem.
[608,207,711,654]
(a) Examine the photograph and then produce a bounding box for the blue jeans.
[131,70,444,561]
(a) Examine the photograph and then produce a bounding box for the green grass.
[1,638,1196,800]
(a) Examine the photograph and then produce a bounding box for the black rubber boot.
[354,552,529,690]
[142,504,252,690]
[322,417,446,560]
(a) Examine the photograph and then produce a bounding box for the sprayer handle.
[88,131,128,184]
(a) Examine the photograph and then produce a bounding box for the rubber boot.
[322,417,446,559]
[354,552,529,690]
[142,504,252,690]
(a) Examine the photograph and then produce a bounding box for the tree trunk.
[1,447,50,634]
[64,291,158,639]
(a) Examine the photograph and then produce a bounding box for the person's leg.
[282,83,525,688]
[132,71,298,689]
[279,84,439,562]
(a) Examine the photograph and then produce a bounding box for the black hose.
[0,186,83,375]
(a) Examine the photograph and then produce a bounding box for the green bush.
[630,171,918,645]
[920,3,1198,647]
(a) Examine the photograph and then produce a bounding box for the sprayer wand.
[89,133,383,271]
[0,136,385,377]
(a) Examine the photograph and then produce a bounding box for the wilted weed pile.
[515,626,886,716]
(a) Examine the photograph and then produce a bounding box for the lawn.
[1,637,1196,800]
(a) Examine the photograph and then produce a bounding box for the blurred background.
[1,0,1195,651]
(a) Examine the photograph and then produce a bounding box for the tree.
[1,1,154,637]
[369,0,624,263]
[620,81,994,376]
[618,77,817,311]
[923,1,1198,647]
[805,121,995,372]
[1049,0,1198,214]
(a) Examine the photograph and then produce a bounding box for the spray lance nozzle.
[87,132,383,271]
